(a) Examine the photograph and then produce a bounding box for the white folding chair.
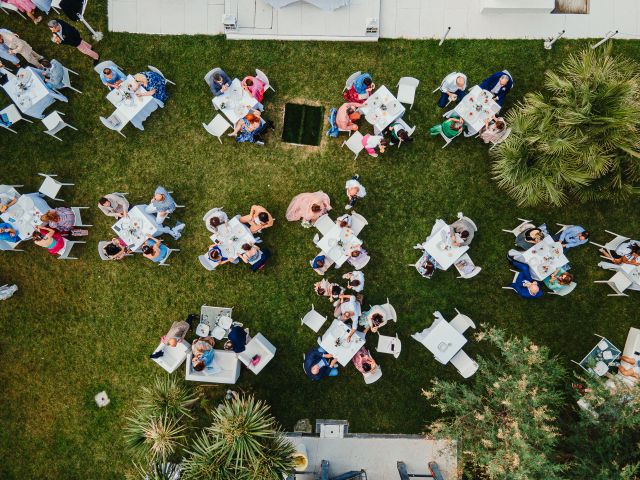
[159,248,180,266]
[350,212,368,236]
[390,118,416,148]
[57,240,86,260]
[550,281,578,296]
[98,240,111,260]
[396,76,419,109]
[454,254,481,279]
[594,272,632,296]
[70,207,92,227]
[376,333,401,358]
[457,212,478,232]
[343,71,361,93]
[0,2,26,19]
[93,60,122,75]
[204,67,223,87]
[441,129,461,148]
[41,111,77,142]
[502,269,520,293]
[301,304,327,333]
[591,230,630,253]
[0,104,33,133]
[202,114,232,144]
[381,298,397,322]
[100,112,127,138]
[38,173,73,201]
[450,350,478,378]
[60,66,82,94]
[255,68,274,93]
[0,239,24,251]
[313,214,334,236]
[198,254,217,271]
[449,309,476,334]
[147,65,175,85]
[502,218,534,237]
[342,130,364,160]
[363,365,383,385]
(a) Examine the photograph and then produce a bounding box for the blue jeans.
[438,90,466,108]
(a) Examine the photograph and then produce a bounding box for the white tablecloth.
[2,67,66,119]
[517,235,569,281]
[620,263,640,286]
[212,78,258,126]
[112,205,161,251]
[315,223,362,268]
[107,75,158,130]
[423,219,469,271]
[359,85,405,132]
[0,193,50,239]
[418,318,467,364]
[453,85,501,134]
[318,319,366,367]
[209,216,256,259]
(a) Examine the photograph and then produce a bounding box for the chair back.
[450,350,478,378]
[97,240,111,260]
[1,104,21,123]
[551,281,577,296]
[42,112,64,133]
[376,333,401,358]
[350,212,368,236]
[343,130,364,158]
[93,60,120,74]
[159,248,179,266]
[204,67,223,85]
[203,114,232,142]
[363,365,382,384]
[58,240,85,260]
[148,65,175,85]
[348,251,370,270]
[382,300,397,322]
[611,272,632,293]
[449,312,475,334]
[38,175,62,200]
[0,239,22,251]
[70,206,91,227]
[344,71,361,91]
[100,112,127,136]
[313,214,334,236]
[398,76,420,88]
[255,68,271,90]
[198,254,216,271]
[301,305,327,333]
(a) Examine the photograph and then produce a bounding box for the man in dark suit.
[48,19,100,64]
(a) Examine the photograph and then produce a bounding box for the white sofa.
[185,349,241,384]
[152,340,191,374]
[238,333,276,375]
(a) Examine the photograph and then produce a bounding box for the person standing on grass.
[0,30,43,68]
[48,19,100,64]
[0,29,21,68]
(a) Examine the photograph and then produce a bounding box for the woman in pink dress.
[286,191,331,226]
[3,0,42,24]
[241,76,266,103]
[351,346,377,374]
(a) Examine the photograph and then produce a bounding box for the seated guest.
[241,75,266,103]
[342,270,364,293]
[286,191,331,226]
[479,71,513,106]
[304,347,339,381]
[479,116,508,144]
[40,207,87,236]
[618,355,640,380]
[449,218,475,247]
[191,336,215,371]
[347,247,370,270]
[429,114,464,139]
[336,102,361,132]
[351,346,378,374]
[102,237,130,260]
[336,214,352,229]
[311,254,333,275]
[506,253,543,299]
[362,134,388,158]
[133,71,168,106]
[141,236,170,264]
[146,186,176,224]
[417,256,437,278]
[204,207,229,233]
[98,193,129,218]
[344,72,374,104]
[355,304,387,338]
[239,243,270,271]
[38,59,64,91]
[437,72,467,108]
[162,318,192,347]
[314,278,344,301]
[205,244,230,269]
[0,189,18,213]
[100,66,125,89]
[384,121,414,147]
[544,268,573,292]
[240,205,274,234]
[554,225,589,250]
[515,225,546,250]
[228,110,271,144]
[208,69,231,96]
[0,222,19,242]
[224,325,249,353]
[334,293,361,325]
[601,241,640,266]
[31,226,65,256]
[345,175,366,210]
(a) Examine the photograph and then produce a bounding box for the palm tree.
[138,374,200,420]
[491,46,640,206]
[124,410,187,463]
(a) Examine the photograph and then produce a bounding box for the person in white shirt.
[342,270,364,293]
[345,175,366,210]
[438,72,467,108]
[361,134,388,157]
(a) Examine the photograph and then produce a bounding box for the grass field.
[1,6,640,479]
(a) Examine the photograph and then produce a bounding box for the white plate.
[212,326,226,340]
[196,323,210,337]
[219,315,232,329]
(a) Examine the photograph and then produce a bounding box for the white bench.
[185,349,240,384]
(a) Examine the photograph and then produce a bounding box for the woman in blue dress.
[134,71,168,105]
[229,109,270,143]
[142,236,169,264]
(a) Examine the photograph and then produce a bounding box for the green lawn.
[1,6,640,479]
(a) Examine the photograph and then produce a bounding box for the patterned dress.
[142,71,168,103]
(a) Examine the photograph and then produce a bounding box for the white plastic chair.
[203,207,226,232]
[0,104,33,133]
[502,269,520,293]
[71,207,92,227]
[594,272,632,296]
[93,60,122,75]
[488,127,511,149]
[301,304,327,333]
[255,68,274,93]
[455,254,481,279]
[391,118,416,148]
[441,129,461,148]
[0,2,26,19]
[396,76,419,109]
[38,173,73,201]
[313,214,334,236]
[41,111,77,142]
[0,239,23,251]
[343,71,361,93]
[60,66,82,94]
[98,240,111,260]
[204,67,223,87]
[502,218,534,237]
[57,240,86,260]
[342,130,364,160]
[449,309,475,334]
[100,112,127,138]
[591,230,630,254]
[350,212,368,236]
[202,114,232,144]
[381,298,397,322]
[348,250,370,270]
[158,248,180,266]
[457,212,478,232]
[147,65,175,85]
[376,333,401,358]
[450,350,478,378]
[198,254,217,271]
[550,281,578,296]
[363,365,382,385]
